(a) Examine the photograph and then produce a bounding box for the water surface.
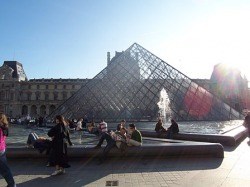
[6,120,243,145]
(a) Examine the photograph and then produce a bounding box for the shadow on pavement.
[4,156,223,187]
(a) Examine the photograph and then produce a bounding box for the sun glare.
[158,6,250,83]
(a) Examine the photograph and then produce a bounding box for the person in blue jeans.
[95,128,127,164]
[0,113,16,187]
[26,132,39,147]
[0,152,16,187]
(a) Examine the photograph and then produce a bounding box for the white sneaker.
[51,170,63,176]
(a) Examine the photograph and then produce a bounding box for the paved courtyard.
[1,138,250,187]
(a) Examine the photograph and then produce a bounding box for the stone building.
[0,61,88,118]
[0,57,249,120]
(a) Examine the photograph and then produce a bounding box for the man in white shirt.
[76,118,83,131]
[98,119,108,133]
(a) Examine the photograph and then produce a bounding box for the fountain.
[157,88,171,124]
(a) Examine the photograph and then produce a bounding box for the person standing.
[82,114,88,129]
[0,113,16,187]
[48,115,72,176]
[243,112,250,138]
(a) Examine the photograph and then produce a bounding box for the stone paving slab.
[0,138,250,187]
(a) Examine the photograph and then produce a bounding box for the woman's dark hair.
[171,119,177,125]
[129,123,136,129]
[55,115,66,125]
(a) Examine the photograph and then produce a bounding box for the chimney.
[107,52,110,65]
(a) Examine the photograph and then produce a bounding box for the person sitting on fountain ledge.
[166,119,179,139]
[155,118,168,133]
[26,132,52,154]
[87,122,99,135]
[126,123,142,146]
[94,127,127,164]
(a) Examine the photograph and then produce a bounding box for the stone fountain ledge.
[140,125,248,146]
[6,138,224,159]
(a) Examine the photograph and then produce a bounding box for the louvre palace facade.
[0,61,88,118]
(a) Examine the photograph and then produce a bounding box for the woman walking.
[48,115,72,176]
[0,113,16,186]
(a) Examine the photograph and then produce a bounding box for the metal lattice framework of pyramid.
[48,43,244,122]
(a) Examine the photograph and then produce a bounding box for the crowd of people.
[25,116,144,174]
[10,115,48,127]
[1,113,181,185]
[2,110,250,185]
[0,110,206,186]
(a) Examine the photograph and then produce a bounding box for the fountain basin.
[141,126,247,146]
[6,138,224,158]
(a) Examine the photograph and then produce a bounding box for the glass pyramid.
[48,43,243,122]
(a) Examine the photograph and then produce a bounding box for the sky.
[1,0,250,82]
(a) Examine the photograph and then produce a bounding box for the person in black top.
[155,119,167,132]
[166,119,179,139]
[82,114,88,129]
[48,115,73,176]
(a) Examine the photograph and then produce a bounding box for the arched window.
[27,92,32,101]
[44,92,49,101]
[35,91,41,100]
[53,92,58,100]
[40,105,46,116]
[30,105,37,117]
[22,105,28,115]
[19,91,23,101]
[49,105,56,114]
[62,92,67,100]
